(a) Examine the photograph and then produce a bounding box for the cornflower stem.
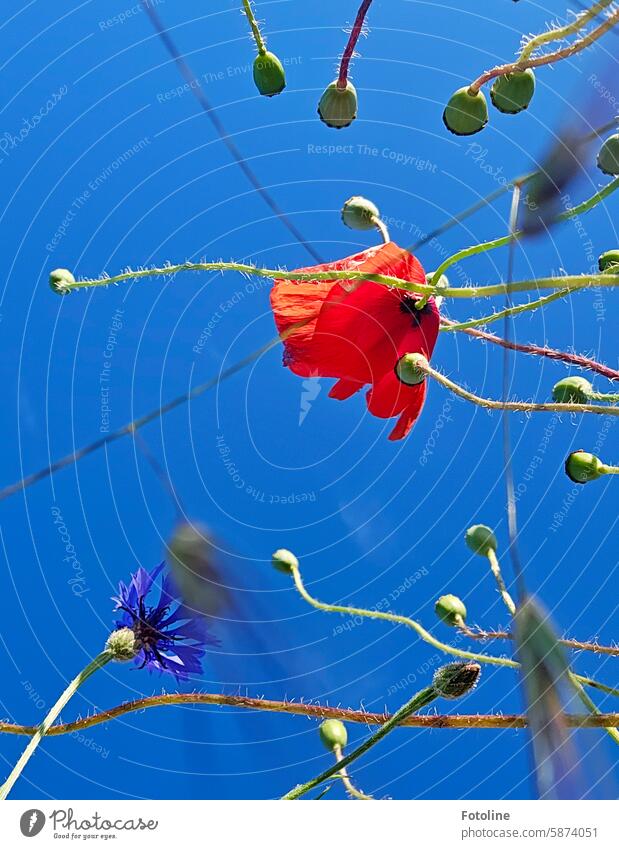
[519,0,615,62]
[439,288,577,333]
[337,0,374,88]
[333,745,374,800]
[414,359,619,417]
[290,565,518,670]
[468,8,619,93]
[282,686,437,799]
[459,626,619,657]
[487,550,517,616]
[242,0,266,54]
[430,178,619,287]
[0,650,112,801]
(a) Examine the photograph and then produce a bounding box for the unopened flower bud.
[253,51,286,97]
[443,87,488,136]
[435,594,467,627]
[341,196,380,231]
[106,627,137,661]
[551,376,592,404]
[597,134,619,176]
[318,80,358,129]
[465,524,497,556]
[432,661,480,700]
[598,250,619,274]
[564,450,605,484]
[318,718,348,750]
[490,69,535,114]
[271,548,299,574]
[49,268,75,295]
[395,353,428,386]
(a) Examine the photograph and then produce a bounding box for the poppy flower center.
[399,296,434,326]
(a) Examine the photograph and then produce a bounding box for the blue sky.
[1,0,618,800]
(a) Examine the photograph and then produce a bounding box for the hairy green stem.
[440,288,576,333]
[333,745,374,800]
[242,0,266,54]
[282,686,438,799]
[0,651,112,801]
[519,1,616,62]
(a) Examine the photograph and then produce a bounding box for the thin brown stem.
[1,694,618,735]
[460,625,619,657]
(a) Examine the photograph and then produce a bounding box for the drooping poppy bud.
[253,51,286,97]
[551,376,593,404]
[49,268,75,295]
[443,87,488,136]
[490,69,535,114]
[435,594,467,627]
[341,196,380,231]
[598,250,619,273]
[272,548,299,573]
[395,352,427,386]
[564,450,605,484]
[597,134,619,176]
[432,662,480,699]
[465,524,497,556]
[318,80,358,129]
[318,719,348,750]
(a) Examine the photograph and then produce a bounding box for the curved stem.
[373,216,390,244]
[487,550,517,616]
[290,565,518,669]
[519,0,615,62]
[242,0,266,54]
[337,0,374,88]
[282,687,438,799]
[440,288,576,333]
[430,178,619,287]
[333,745,374,800]
[416,359,619,417]
[460,625,619,657]
[0,651,112,801]
[469,8,619,93]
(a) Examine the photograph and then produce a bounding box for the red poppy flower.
[270,242,440,440]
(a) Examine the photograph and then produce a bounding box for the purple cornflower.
[112,562,217,680]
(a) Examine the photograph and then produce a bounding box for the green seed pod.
[551,376,593,404]
[106,627,137,661]
[435,594,467,627]
[318,80,358,129]
[598,250,619,273]
[465,524,497,556]
[395,353,428,386]
[597,134,619,176]
[432,662,481,700]
[490,69,535,114]
[253,51,286,97]
[318,719,348,750]
[564,450,605,484]
[271,548,299,574]
[341,196,380,231]
[442,87,488,136]
[49,268,75,295]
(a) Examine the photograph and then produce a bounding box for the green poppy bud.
[465,524,497,556]
[490,69,535,114]
[597,134,619,176]
[253,51,286,97]
[435,594,467,627]
[564,450,605,484]
[271,548,299,574]
[318,718,348,750]
[106,627,137,661]
[551,376,593,404]
[341,196,380,231]
[318,80,358,129]
[49,268,75,295]
[432,661,480,700]
[442,87,488,136]
[395,353,428,386]
[598,250,619,273]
